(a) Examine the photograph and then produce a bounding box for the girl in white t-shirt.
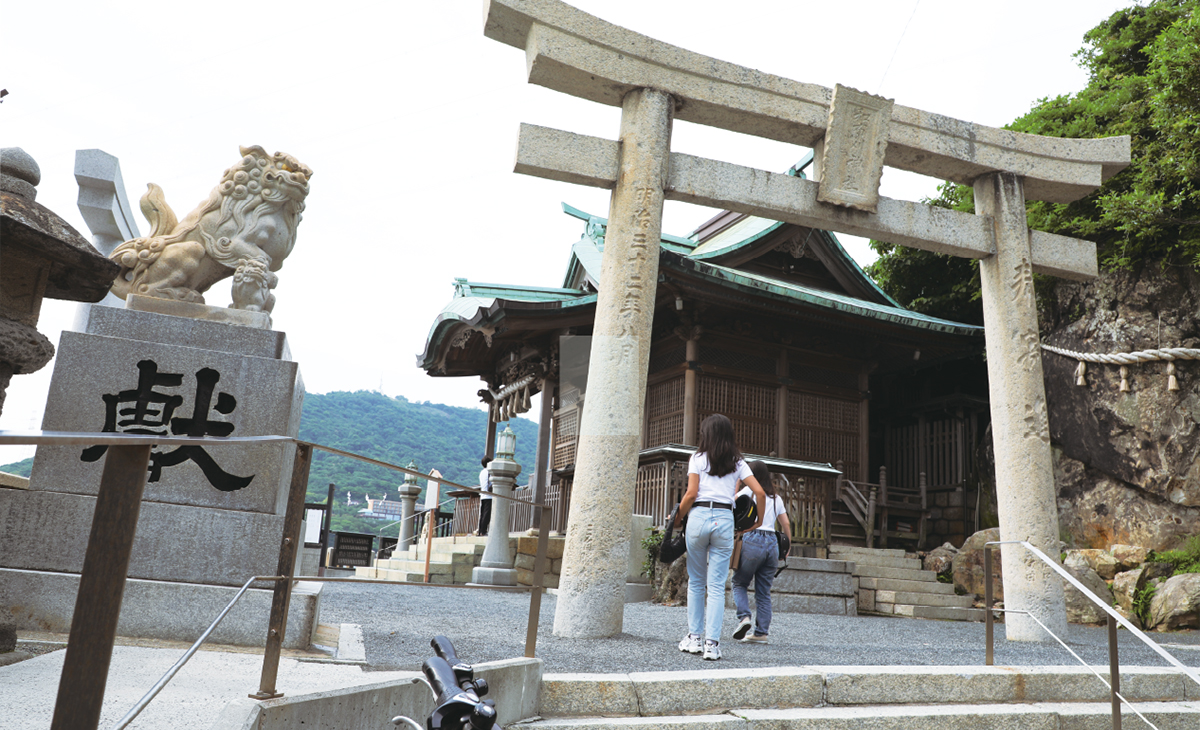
[675,414,766,661]
[731,461,792,644]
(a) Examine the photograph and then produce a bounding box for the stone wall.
[925,485,976,549]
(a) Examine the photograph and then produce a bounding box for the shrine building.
[418,158,989,552]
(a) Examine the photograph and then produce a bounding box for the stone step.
[848,563,934,582]
[354,566,453,584]
[384,550,479,567]
[873,589,974,608]
[857,576,957,594]
[378,558,457,573]
[537,666,1197,719]
[828,550,921,571]
[524,703,1200,730]
[827,545,910,559]
[911,605,986,621]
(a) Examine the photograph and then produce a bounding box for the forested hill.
[0,390,539,535]
[299,390,538,504]
[298,391,539,536]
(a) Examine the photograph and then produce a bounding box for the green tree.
[868,0,1200,313]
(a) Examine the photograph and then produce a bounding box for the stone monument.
[484,0,1129,640]
[0,146,318,647]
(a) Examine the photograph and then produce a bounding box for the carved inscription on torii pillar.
[484,0,1130,640]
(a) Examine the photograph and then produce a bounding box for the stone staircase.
[355,535,490,584]
[529,666,1200,729]
[828,545,983,622]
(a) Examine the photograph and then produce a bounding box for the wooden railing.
[835,465,877,548]
[449,481,571,536]
[835,463,929,550]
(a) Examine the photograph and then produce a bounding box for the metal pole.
[320,483,334,576]
[424,510,435,583]
[50,443,153,730]
[1109,615,1121,730]
[525,378,556,657]
[985,545,994,666]
[251,442,313,700]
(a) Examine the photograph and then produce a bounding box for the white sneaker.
[678,633,702,654]
[702,640,721,660]
[733,616,753,641]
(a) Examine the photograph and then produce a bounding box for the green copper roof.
[671,256,982,336]
[689,216,783,258]
[452,278,586,302]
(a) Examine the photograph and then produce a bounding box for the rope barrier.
[1040,343,1200,392]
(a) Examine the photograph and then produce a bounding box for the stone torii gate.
[483,0,1130,640]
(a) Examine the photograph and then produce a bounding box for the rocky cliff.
[1042,261,1200,550]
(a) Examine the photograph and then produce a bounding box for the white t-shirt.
[738,486,785,531]
[688,452,753,504]
[479,467,492,501]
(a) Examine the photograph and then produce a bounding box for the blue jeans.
[685,506,735,642]
[732,530,778,636]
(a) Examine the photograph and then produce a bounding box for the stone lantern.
[0,148,119,415]
[397,460,423,550]
[472,425,521,586]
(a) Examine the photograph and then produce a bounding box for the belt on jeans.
[692,501,732,510]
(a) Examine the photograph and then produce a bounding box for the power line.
[877,0,922,95]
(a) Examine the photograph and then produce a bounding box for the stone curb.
[521,703,1200,730]
[539,666,1200,718]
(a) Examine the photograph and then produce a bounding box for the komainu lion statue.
[110,145,313,314]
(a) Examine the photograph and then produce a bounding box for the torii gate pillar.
[552,88,674,638]
[975,172,1068,640]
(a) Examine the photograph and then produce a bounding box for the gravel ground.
[319,582,1200,674]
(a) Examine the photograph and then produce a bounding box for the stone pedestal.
[975,172,1068,641]
[471,453,521,587]
[553,88,674,638]
[0,302,316,647]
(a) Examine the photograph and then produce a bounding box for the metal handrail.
[1,429,553,729]
[984,540,1200,730]
[374,497,458,546]
[109,575,286,730]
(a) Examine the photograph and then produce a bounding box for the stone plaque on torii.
[484,0,1130,640]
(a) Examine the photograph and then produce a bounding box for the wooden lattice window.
[644,376,686,447]
[552,407,579,470]
[697,377,776,455]
[787,390,859,476]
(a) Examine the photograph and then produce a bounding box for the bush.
[641,527,664,580]
[1149,535,1200,575]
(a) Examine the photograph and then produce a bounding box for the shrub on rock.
[1147,573,1200,631]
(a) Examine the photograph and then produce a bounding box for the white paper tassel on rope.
[1168,361,1179,391]
[1119,366,1130,393]
[1074,361,1087,387]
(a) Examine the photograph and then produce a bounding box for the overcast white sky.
[1,0,1132,463]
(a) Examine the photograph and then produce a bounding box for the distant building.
[359,498,404,520]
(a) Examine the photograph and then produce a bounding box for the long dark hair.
[696,414,743,477]
[747,460,776,497]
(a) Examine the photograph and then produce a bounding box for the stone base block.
[0,568,320,649]
[471,566,518,586]
[858,588,876,613]
[625,581,652,603]
[774,569,855,596]
[0,488,282,587]
[726,590,856,616]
